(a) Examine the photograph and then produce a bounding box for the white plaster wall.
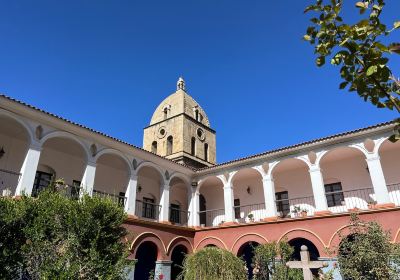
[274,166,314,199]
[169,185,188,210]
[38,148,86,186]
[380,142,400,185]
[0,133,28,194]
[233,176,265,222]
[93,163,129,195]
[199,183,225,226]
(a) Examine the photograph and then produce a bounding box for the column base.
[314,210,332,216]
[263,216,279,222]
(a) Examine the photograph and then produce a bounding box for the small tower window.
[195,109,199,121]
[191,137,196,156]
[167,136,173,155]
[204,143,209,162]
[151,141,158,154]
[163,108,168,120]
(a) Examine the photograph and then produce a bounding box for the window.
[234,198,241,219]
[142,197,156,219]
[118,192,125,207]
[167,136,173,155]
[163,108,168,120]
[191,137,196,156]
[325,182,345,207]
[204,143,209,162]
[71,180,81,199]
[32,171,53,197]
[169,203,181,224]
[195,109,199,121]
[275,191,290,217]
[151,141,158,154]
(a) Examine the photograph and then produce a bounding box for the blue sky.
[0,1,399,163]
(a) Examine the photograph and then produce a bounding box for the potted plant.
[291,206,308,217]
[247,213,255,223]
[300,209,308,217]
[368,200,377,209]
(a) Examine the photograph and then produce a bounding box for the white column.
[366,155,391,204]
[262,175,278,218]
[80,161,96,197]
[15,144,42,196]
[125,174,138,216]
[155,260,172,280]
[309,165,329,211]
[188,187,200,227]
[223,182,235,223]
[159,183,170,222]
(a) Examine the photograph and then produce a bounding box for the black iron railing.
[388,183,400,206]
[169,207,190,225]
[198,208,225,227]
[93,189,126,207]
[233,202,266,223]
[276,195,316,218]
[135,200,161,220]
[326,187,375,213]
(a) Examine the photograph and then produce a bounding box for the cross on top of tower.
[177,76,186,91]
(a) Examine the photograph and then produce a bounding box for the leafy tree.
[178,247,248,280]
[252,241,303,280]
[0,186,133,280]
[0,197,28,279]
[304,0,400,140]
[337,214,400,279]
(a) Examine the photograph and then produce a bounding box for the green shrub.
[178,247,248,280]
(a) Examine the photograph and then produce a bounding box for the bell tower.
[143,78,216,168]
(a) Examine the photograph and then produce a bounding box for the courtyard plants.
[0,182,133,280]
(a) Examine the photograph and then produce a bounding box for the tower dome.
[149,77,211,127]
[143,77,216,168]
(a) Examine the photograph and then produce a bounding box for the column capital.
[29,143,43,151]
[309,165,322,173]
[366,155,381,162]
[262,175,273,182]
[130,174,138,181]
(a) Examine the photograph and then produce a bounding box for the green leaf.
[316,56,325,67]
[366,65,378,76]
[339,82,349,89]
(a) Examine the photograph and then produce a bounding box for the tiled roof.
[197,119,397,172]
[1,94,396,173]
[0,94,197,171]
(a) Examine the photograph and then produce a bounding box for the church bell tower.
[143,78,216,168]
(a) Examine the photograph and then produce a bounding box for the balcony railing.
[93,189,126,207]
[388,183,400,206]
[327,187,376,213]
[276,195,316,218]
[234,203,266,223]
[0,168,21,197]
[199,208,225,227]
[169,207,190,225]
[57,184,82,200]
[135,200,161,221]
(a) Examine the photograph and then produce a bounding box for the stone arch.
[328,224,359,252]
[316,144,368,166]
[169,172,191,191]
[231,233,268,255]
[130,232,167,260]
[94,148,133,172]
[196,176,225,227]
[136,161,165,184]
[167,236,193,256]
[195,236,228,251]
[278,228,326,255]
[377,137,400,190]
[0,110,34,144]
[35,131,88,194]
[93,149,131,197]
[40,131,89,161]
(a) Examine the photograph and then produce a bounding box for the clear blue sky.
[1,1,399,163]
